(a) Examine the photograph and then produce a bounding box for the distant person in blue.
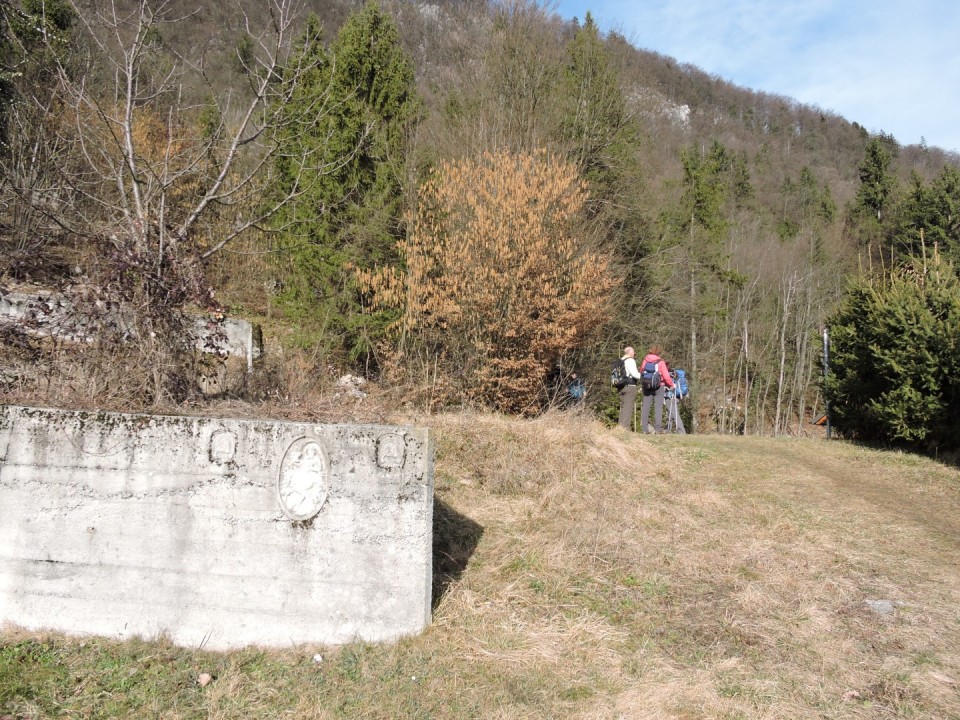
[566,372,585,407]
[663,364,688,434]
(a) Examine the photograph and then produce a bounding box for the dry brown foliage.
[359,150,618,414]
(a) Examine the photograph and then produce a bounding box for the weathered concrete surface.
[0,405,433,650]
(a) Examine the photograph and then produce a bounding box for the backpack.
[640,360,662,392]
[674,369,689,398]
[610,358,628,389]
[568,378,585,399]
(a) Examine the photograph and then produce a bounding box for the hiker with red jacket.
[639,346,675,434]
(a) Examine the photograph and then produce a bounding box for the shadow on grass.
[843,436,960,470]
[432,497,484,610]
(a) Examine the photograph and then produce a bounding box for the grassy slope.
[2,412,959,719]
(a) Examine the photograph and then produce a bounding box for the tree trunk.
[775,275,794,436]
[742,319,749,435]
[689,218,699,433]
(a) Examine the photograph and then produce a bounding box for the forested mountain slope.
[2,0,958,437]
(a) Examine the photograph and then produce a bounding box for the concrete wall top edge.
[0,403,424,437]
[0,403,433,507]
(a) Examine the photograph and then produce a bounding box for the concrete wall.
[0,405,433,650]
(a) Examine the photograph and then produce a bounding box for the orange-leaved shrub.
[359,150,618,414]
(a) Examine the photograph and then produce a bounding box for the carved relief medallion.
[209,429,238,464]
[376,433,406,469]
[277,437,329,521]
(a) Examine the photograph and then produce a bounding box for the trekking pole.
[665,375,675,433]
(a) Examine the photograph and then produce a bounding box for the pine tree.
[855,137,895,222]
[845,136,897,256]
[271,3,420,361]
[778,166,836,259]
[825,254,960,449]
[557,12,631,196]
[680,141,731,240]
[898,166,960,265]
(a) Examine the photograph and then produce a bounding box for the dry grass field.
[3,410,960,719]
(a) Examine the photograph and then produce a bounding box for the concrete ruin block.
[0,291,263,370]
[0,405,433,650]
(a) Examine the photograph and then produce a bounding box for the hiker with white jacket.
[617,346,643,429]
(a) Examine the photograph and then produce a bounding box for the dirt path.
[679,435,960,550]
[774,441,960,550]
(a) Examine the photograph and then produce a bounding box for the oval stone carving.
[277,437,329,521]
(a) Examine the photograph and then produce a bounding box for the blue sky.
[552,0,960,154]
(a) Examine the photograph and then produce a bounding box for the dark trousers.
[641,385,666,433]
[618,383,638,429]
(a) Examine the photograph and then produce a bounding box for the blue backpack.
[568,378,585,399]
[674,369,689,398]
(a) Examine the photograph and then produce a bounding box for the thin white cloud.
[556,0,960,152]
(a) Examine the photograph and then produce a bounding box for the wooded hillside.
[2,0,959,440]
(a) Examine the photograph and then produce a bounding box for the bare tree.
[38,0,357,266]
[2,0,365,405]
[0,0,77,276]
